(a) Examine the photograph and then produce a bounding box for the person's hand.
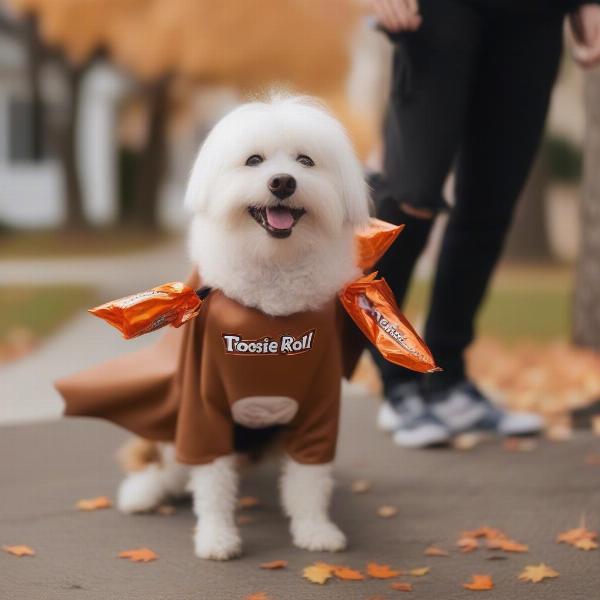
[569,4,600,68]
[369,0,422,32]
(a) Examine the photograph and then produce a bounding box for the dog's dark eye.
[297,154,315,167]
[245,154,264,167]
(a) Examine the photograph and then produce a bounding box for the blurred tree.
[573,69,600,351]
[8,0,363,230]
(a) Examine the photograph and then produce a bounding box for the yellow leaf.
[377,505,398,518]
[573,538,598,551]
[351,479,371,494]
[303,564,333,585]
[118,547,158,562]
[2,545,35,557]
[408,567,430,577]
[518,563,559,583]
[76,496,112,511]
[424,546,449,557]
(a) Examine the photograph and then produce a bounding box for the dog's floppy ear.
[183,135,217,213]
[336,137,370,227]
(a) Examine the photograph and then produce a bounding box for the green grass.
[0,228,174,258]
[0,285,96,341]
[404,264,572,342]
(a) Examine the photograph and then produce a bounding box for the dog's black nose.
[268,174,296,200]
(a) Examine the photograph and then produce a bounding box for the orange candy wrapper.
[356,218,404,271]
[89,282,202,340]
[339,273,440,373]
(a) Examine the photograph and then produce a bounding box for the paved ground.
[2,396,599,600]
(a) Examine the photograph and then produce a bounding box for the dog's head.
[184,95,369,253]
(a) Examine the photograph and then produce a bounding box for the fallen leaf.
[303,564,333,585]
[408,567,430,577]
[518,563,559,583]
[503,438,537,452]
[486,555,508,561]
[367,563,402,579]
[351,479,372,494]
[453,432,484,450]
[461,526,506,540]
[463,574,494,591]
[424,546,449,557]
[238,496,261,509]
[75,496,112,511]
[573,538,598,551]
[260,560,288,570]
[377,505,398,518]
[333,566,365,580]
[457,537,479,553]
[118,548,158,562]
[2,545,35,557]
[585,453,600,466]
[156,504,176,516]
[246,593,272,600]
[486,538,528,553]
[390,582,413,592]
[557,525,598,547]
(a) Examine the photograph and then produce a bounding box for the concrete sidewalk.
[2,394,599,600]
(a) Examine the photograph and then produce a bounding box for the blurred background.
[0,0,599,435]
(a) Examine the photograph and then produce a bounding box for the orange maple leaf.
[390,582,413,592]
[556,525,598,547]
[238,496,261,509]
[333,566,365,580]
[457,536,479,553]
[461,526,506,540]
[2,545,35,557]
[245,593,272,600]
[259,560,288,570]
[408,567,430,577]
[463,574,494,591]
[351,479,372,493]
[303,564,333,584]
[75,496,112,511]
[486,538,528,553]
[118,547,158,562]
[377,505,398,518]
[518,563,559,583]
[573,538,598,551]
[424,545,449,556]
[367,562,402,579]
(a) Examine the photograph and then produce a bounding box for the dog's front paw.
[117,469,165,514]
[291,518,347,552]
[194,521,242,561]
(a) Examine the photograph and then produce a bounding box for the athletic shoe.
[392,411,452,448]
[377,381,425,432]
[430,381,543,436]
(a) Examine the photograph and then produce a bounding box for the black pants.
[373,0,565,395]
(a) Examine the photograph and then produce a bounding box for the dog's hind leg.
[189,455,242,560]
[117,442,189,514]
[280,457,347,552]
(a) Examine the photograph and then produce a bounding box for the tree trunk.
[129,77,170,231]
[58,63,87,230]
[24,14,45,161]
[573,70,600,351]
[504,151,554,262]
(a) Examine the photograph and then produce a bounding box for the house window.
[8,98,52,162]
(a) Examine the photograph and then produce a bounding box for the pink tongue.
[266,207,294,230]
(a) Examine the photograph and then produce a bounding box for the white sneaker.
[377,382,424,432]
[392,413,451,448]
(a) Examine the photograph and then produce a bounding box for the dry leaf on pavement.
[303,564,333,584]
[424,546,449,556]
[367,562,402,579]
[557,523,598,549]
[503,438,537,452]
[118,548,158,562]
[351,479,372,494]
[377,505,398,518]
[246,593,272,600]
[457,537,479,553]
[518,563,559,583]
[260,560,288,570]
[2,545,35,557]
[486,538,528,553]
[75,496,112,511]
[333,566,365,580]
[408,567,430,577]
[573,538,598,551]
[463,574,494,591]
[390,582,413,592]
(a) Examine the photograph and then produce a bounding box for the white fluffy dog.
[117,95,370,560]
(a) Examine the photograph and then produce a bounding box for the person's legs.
[372,0,484,404]
[407,7,565,441]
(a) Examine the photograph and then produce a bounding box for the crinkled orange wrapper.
[339,273,439,373]
[356,218,404,270]
[89,282,202,340]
